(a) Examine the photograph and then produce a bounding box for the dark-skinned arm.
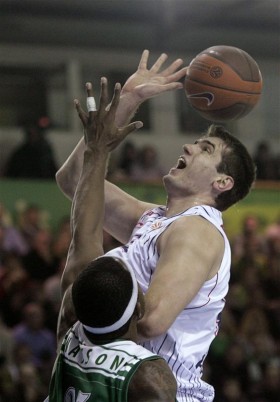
[128,359,177,402]
[56,78,142,345]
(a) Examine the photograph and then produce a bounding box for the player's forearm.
[56,137,85,200]
[71,149,107,255]
[56,136,110,201]
[61,149,107,293]
[115,92,142,127]
[58,149,107,339]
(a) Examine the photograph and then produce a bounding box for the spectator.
[260,359,280,401]
[22,228,58,283]
[12,302,56,369]
[231,214,267,267]
[18,204,43,251]
[113,141,139,180]
[4,120,58,179]
[217,378,249,402]
[209,341,250,398]
[0,202,29,257]
[0,315,14,367]
[51,216,71,264]
[0,252,29,327]
[42,257,65,333]
[130,144,165,182]
[11,342,47,402]
[253,141,277,180]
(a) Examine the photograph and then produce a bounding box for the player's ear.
[213,175,234,192]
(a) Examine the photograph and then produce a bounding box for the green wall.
[0,179,279,237]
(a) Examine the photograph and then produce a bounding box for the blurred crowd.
[0,135,279,401]
[109,139,280,183]
[2,126,280,181]
[0,198,279,402]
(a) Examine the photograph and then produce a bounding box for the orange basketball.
[184,45,263,121]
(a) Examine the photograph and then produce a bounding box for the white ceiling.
[0,0,279,60]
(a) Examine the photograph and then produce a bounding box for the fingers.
[85,82,96,125]
[98,77,109,112]
[164,67,188,86]
[138,49,185,81]
[74,99,88,127]
[138,49,149,70]
[117,121,143,143]
[150,53,168,73]
[160,58,184,77]
[109,82,121,115]
[86,83,96,112]
[86,82,94,97]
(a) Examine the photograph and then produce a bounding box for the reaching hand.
[74,78,143,153]
[122,49,188,103]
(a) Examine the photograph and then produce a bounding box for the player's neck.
[166,195,215,217]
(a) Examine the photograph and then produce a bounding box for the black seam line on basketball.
[202,51,257,80]
[186,77,261,95]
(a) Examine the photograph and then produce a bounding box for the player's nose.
[183,144,193,155]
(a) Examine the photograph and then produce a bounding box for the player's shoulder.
[128,358,177,402]
[163,212,224,251]
[169,212,217,234]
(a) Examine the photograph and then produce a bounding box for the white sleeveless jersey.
[106,205,231,402]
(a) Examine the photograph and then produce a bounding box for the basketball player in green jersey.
[45,78,177,402]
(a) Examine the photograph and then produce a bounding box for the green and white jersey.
[47,321,161,402]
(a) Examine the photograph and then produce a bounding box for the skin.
[57,79,140,344]
[56,78,177,401]
[128,359,177,402]
[56,50,234,339]
[56,50,187,201]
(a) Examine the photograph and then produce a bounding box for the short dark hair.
[72,257,134,334]
[205,125,256,211]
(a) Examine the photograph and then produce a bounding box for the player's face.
[164,137,227,196]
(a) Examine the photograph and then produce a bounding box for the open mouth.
[176,156,187,169]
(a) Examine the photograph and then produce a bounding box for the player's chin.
[166,167,180,177]
[163,169,177,186]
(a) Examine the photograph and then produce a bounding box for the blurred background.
[0,1,279,401]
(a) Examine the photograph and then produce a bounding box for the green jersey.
[47,322,161,402]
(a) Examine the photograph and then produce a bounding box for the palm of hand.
[122,71,169,100]
[121,50,186,103]
[85,117,121,153]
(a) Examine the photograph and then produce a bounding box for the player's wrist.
[115,92,142,127]
[120,91,142,109]
[83,147,109,162]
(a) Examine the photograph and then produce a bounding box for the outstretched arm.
[56,50,187,200]
[56,78,142,344]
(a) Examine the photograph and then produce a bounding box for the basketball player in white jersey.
[45,79,177,402]
[56,50,256,402]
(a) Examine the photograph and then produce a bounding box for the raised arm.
[56,78,142,344]
[56,49,186,199]
[56,50,186,241]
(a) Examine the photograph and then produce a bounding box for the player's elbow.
[55,165,64,184]
[137,311,170,339]
[55,167,75,200]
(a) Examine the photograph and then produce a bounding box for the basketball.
[184,45,263,121]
